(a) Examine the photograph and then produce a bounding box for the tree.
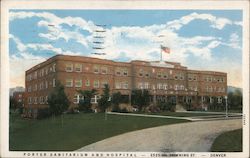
[98,84,111,112]
[77,89,97,112]
[111,92,122,111]
[131,89,150,111]
[48,81,69,116]
[228,89,242,111]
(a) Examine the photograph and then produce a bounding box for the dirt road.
[77,119,242,152]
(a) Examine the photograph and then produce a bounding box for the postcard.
[1,0,249,158]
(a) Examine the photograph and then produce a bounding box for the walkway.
[77,119,242,152]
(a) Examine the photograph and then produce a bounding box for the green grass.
[10,112,189,151]
[210,129,242,152]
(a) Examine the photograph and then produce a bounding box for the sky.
[9,10,243,88]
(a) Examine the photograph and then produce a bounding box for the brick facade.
[24,55,227,118]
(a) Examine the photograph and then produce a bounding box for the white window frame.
[93,65,99,74]
[101,67,108,74]
[85,79,90,87]
[65,63,73,72]
[75,63,82,72]
[93,80,99,88]
[66,79,73,87]
[75,79,82,88]
[52,78,56,87]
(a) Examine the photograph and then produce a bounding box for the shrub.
[37,108,51,119]
[157,101,176,112]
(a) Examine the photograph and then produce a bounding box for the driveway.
[77,119,242,152]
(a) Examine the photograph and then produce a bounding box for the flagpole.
[160,45,162,61]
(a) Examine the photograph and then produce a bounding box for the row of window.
[27,64,56,81]
[65,79,109,88]
[65,63,129,76]
[205,86,226,93]
[137,83,187,91]
[204,76,225,82]
[73,94,103,104]
[28,96,48,104]
[202,96,223,103]
[27,79,56,92]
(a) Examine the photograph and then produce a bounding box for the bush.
[157,102,176,112]
[37,108,51,119]
[147,104,161,113]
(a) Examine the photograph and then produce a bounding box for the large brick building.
[24,55,227,117]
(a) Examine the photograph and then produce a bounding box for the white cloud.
[9,11,243,88]
[166,12,239,31]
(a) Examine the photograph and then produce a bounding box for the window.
[101,81,108,88]
[116,69,121,76]
[41,69,44,76]
[40,96,44,104]
[34,71,37,79]
[115,82,121,89]
[45,68,48,75]
[93,65,99,73]
[157,73,162,78]
[94,80,99,88]
[75,64,82,72]
[85,79,90,87]
[157,83,163,90]
[139,69,143,77]
[163,84,168,90]
[53,64,56,72]
[217,97,222,103]
[123,82,129,89]
[123,69,128,76]
[145,73,150,78]
[193,76,197,81]
[39,82,44,90]
[138,82,143,89]
[45,96,48,104]
[180,85,185,90]
[75,79,82,87]
[91,95,100,104]
[28,86,32,92]
[34,97,37,104]
[144,82,150,89]
[101,67,107,74]
[52,78,56,87]
[65,63,73,72]
[28,97,32,104]
[45,81,48,89]
[34,84,37,91]
[163,74,168,79]
[174,85,179,90]
[73,94,84,104]
[66,79,73,87]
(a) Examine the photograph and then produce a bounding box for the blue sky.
[9,10,243,88]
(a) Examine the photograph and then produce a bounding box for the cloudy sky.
[9,10,242,88]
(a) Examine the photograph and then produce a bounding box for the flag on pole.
[161,45,170,54]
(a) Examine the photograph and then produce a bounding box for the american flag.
[161,45,170,54]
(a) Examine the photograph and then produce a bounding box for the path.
[77,119,242,152]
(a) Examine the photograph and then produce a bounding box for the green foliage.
[157,101,176,112]
[48,81,69,116]
[111,92,122,111]
[37,108,51,119]
[210,129,242,152]
[131,89,150,111]
[77,89,97,112]
[228,90,242,110]
[98,84,111,112]
[10,113,189,151]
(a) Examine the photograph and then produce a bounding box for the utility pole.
[225,96,228,118]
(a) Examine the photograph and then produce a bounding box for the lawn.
[210,129,242,152]
[10,112,189,151]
